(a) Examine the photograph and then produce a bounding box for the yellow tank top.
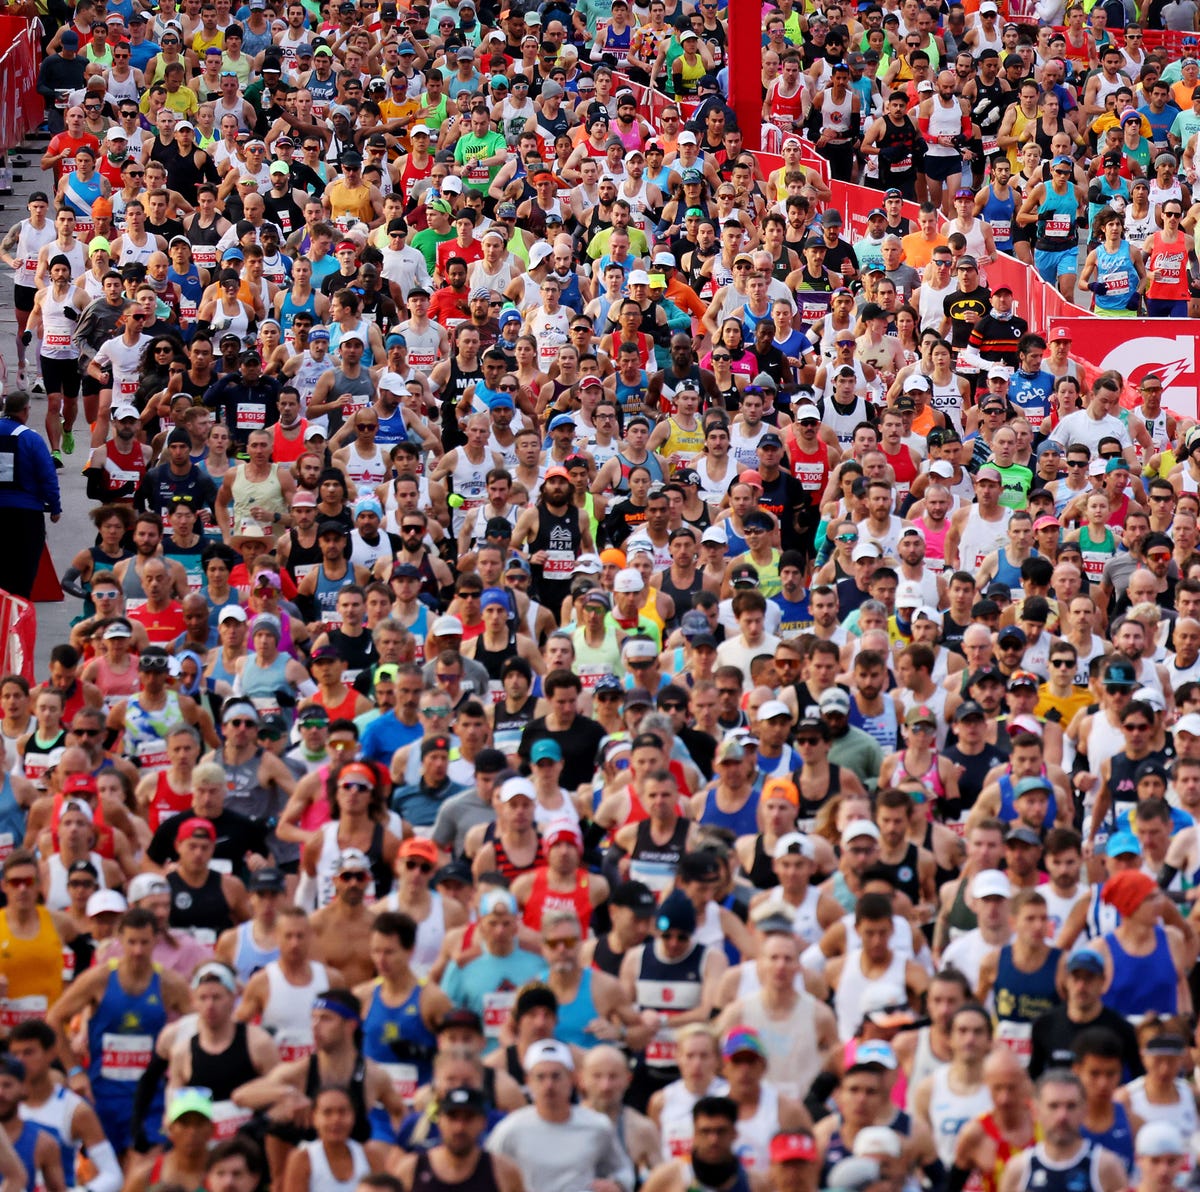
[191,28,224,54]
[231,462,286,528]
[638,594,666,635]
[658,417,705,476]
[0,906,64,1005]
[677,53,705,93]
[327,179,376,224]
[1008,108,1036,171]
[735,548,781,596]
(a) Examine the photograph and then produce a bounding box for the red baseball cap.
[175,816,216,844]
[1049,326,1072,342]
[770,1134,819,1164]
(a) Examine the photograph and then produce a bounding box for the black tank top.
[167,869,233,935]
[631,818,690,872]
[442,358,484,450]
[304,1052,371,1142]
[876,841,921,904]
[795,763,841,832]
[485,825,544,882]
[658,568,704,626]
[493,696,536,745]
[413,1149,503,1192]
[591,933,624,977]
[923,821,961,891]
[747,834,779,890]
[190,1021,258,1101]
[284,527,323,585]
[475,632,516,682]
[530,504,581,602]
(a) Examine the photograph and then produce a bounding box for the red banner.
[0,17,42,150]
[1048,317,1200,423]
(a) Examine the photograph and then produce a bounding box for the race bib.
[0,995,47,1029]
[275,1029,315,1062]
[100,1032,153,1080]
[134,737,169,771]
[118,380,137,397]
[543,549,574,577]
[45,334,72,348]
[482,989,515,1038]
[1046,217,1071,238]
[893,155,912,173]
[645,1028,677,1066]
[982,135,999,155]
[382,1061,419,1104]
[995,1019,1033,1065]
[1101,271,1129,296]
[210,1098,254,1141]
[990,220,1011,243]
[192,246,217,269]
[236,402,266,430]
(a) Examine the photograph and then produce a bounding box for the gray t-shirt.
[487,1105,635,1192]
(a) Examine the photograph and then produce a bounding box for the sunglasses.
[421,706,452,717]
[1050,658,1074,667]
[338,870,369,881]
[68,878,97,889]
[405,860,434,873]
[1067,459,1088,467]
[1105,683,1132,694]
[226,717,256,727]
[4,877,34,889]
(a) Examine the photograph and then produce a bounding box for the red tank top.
[785,431,830,494]
[104,439,148,502]
[148,770,192,831]
[271,420,310,464]
[1147,231,1191,299]
[400,154,434,204]
[315,687,360,721]
[881,443,919,487]
[522,866,594,933]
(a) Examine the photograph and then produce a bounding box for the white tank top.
[301,1139,370,1192]
[738,990,821,1102]
[45,851,108,911]
[734,1083,780,1171]
[294,352,334,407]
[834,949,908,1040]
[398,320,441,373]
[927,95,963,157]
[1042,884,1088,943]
[40,289,80,359]
[20,1084,87,1171]
[528,306,571,372]
[659,1077,731,1159]
[12,220,55,288]
[448,448,489,536]
[929,1066,993,1167]
[907,1027,946,1105]
[958,505,1013,572]
[381,888,446,979]
[343,442,388,488]
[929,376,965,434]
[260,960,329,1060]
[117,232,157,267]
[315,823,377,908]
[1126,1077,1199,1140]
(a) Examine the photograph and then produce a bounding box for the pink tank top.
[89,655,141,705]
[911,516,949,565]
[299,763,332,832]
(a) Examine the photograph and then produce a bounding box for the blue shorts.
[1035,247,1078,283]
[1146,298,1188,318]
[924,153,963,182]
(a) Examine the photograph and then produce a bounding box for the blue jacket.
[0,419,61,515]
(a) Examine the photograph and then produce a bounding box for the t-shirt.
[518,714,606,791]
[359,711,423,767]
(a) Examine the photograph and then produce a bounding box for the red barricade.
[1048,317,1200,423]
[0,591,37,682]
[0,16,42,149]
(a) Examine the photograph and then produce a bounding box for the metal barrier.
[0,16,41,151]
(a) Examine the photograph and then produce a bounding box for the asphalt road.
[1,134,93,676]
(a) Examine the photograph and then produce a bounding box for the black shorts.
[40,356,80,398]
[924,153,963,182]
[13,284,36,313]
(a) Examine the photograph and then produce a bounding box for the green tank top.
[419,93,449,131]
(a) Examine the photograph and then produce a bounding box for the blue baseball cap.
[531,738,563,763]
[1106,831,1142,857]
[549,413,575,431]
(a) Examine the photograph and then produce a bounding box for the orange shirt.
[901,230,948,271]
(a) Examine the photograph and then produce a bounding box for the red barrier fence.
[0,591,37,682]
[1048,317,1200,423]
[0,16,42,151]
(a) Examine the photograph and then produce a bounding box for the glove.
[63,305,77,321]
[20,331,31,346]
[1088,281,1109,295]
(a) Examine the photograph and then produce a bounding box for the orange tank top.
[0,905,64,1007]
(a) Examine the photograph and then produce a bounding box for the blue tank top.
[232,920,279,983]
[1102,926,1177,1017]
[992,549,1025,590]
[12,1120,46,1192]
[1036,185,1080,252]
[1081,1103,1135,1173]
[0,776,26,856]
[377,408,410,447]
[848,696,899,753]
[362,980,437,1141]
[1023,1143,1100,1192]
[994,942,1062,1023]
[997,770,1058,825]
[771,593,812,636]
[1093,242,1137,313]
[314,562,347,619]
[981,184,1015,251]
[555,968,600,1050]
[279,287,318,339]
[699,782,761,836]
[168,264,204,307]
[614,373,649,419]
[63,172,102,220]
[87,963,169,1093]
